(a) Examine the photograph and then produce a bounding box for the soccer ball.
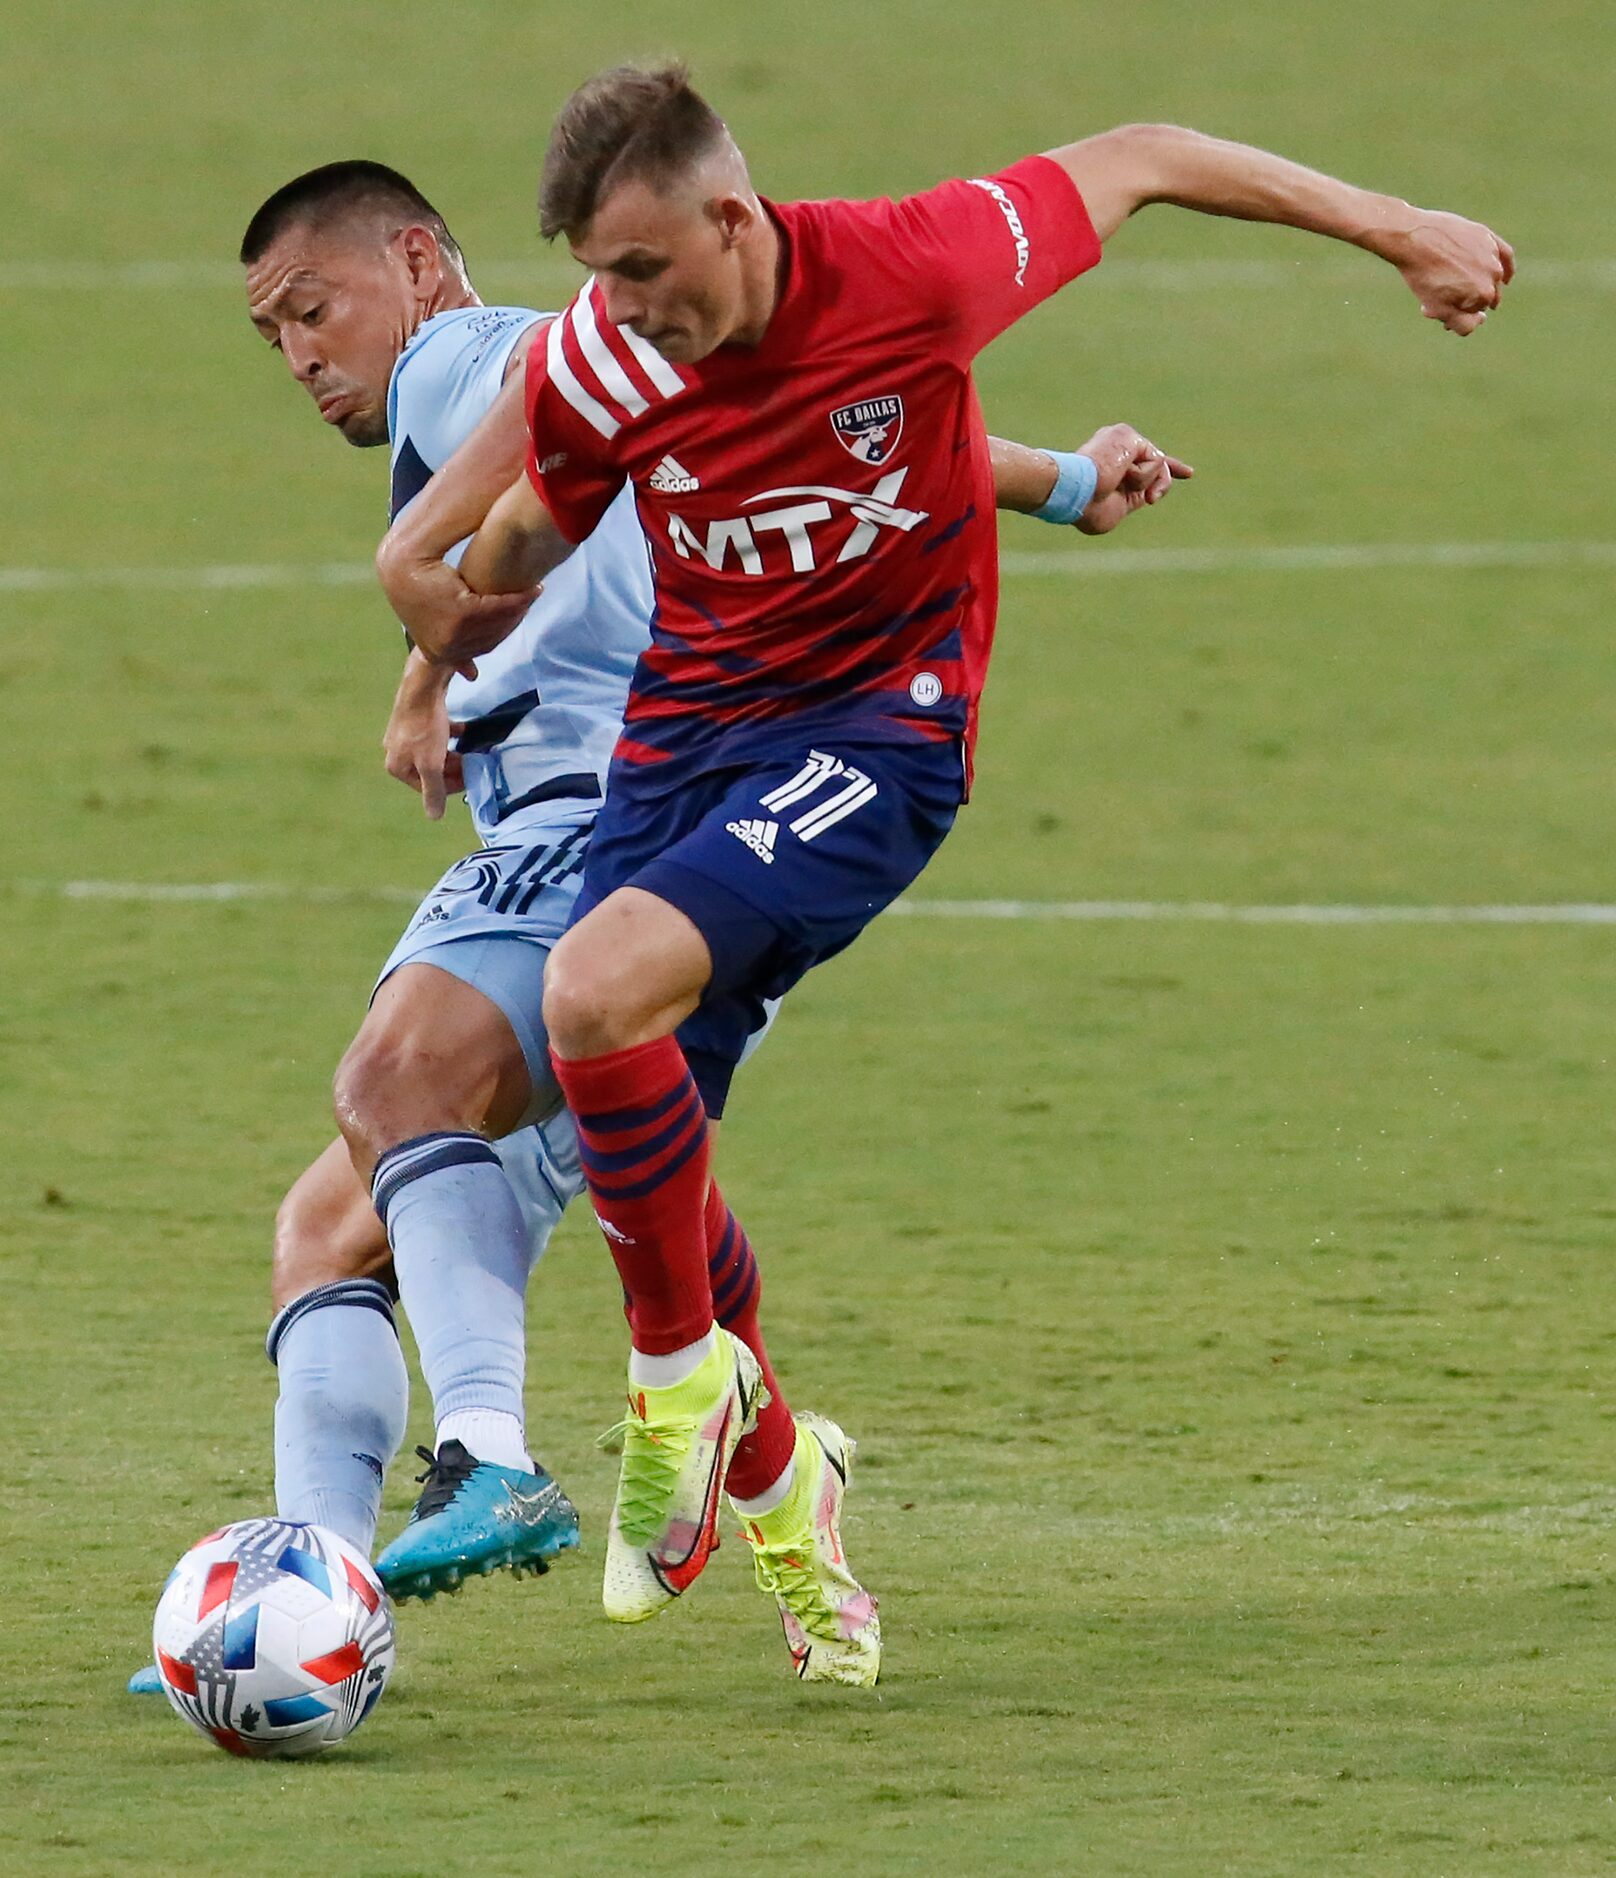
[152,1519,395,1758]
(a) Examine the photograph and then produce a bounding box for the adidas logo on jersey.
[725,818,778,864]
[648,454,700,494]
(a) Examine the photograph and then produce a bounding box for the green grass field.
[4,2,1615,1872]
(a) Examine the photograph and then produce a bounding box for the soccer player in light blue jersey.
[239,166,641,1603]
[124,163,1187,1688]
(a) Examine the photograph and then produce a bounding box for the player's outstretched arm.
[989,427,1192,536]
[1049,125,1513,335]
[375,368,555,678]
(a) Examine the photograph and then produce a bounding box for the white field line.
[4,256,1614,292]
[40,879,422,906]
[5,539,1615,597]
[0,562,374,594]
[0,562,376,594]
[1000,539,1616,578]
[892,900,1616,926]
[16,880,1616,926]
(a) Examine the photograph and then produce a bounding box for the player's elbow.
[375,526,431,620]
[1049,123,1201,236]
[375,527,409,594]
[374,530,401,600]
[1093,123,1202,200]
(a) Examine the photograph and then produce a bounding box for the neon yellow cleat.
[601,1328,763,1623]
[738,1412,880,1686]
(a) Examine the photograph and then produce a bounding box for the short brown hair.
[539,62,727,241]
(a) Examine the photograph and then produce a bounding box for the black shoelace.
[410,1440,479,1520]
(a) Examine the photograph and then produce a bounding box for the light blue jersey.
[386,304,650,842]
[377,300,777,1120]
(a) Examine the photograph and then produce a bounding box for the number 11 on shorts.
[758,751,878,843]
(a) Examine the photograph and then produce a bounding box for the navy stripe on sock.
[582,1115,708,1201]
[707,1218,745,1287]
[573,1079,693,1136]
[710,1214,739,1268]
[576,1084,704,1177]
[711,1231,754,1305]
[265,1277,396,1366]
[712,1250,756,1318]
[371,1131,500,1231]
[714,1262,757,1325]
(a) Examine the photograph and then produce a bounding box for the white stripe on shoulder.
[569,288,649,418]
[544,299,620,439]
[615,316,688,398]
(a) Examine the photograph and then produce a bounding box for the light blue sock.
[267,1278,407,1554]
[371,1134,539,1460]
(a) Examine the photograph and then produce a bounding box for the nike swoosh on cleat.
[502,1483,562,1519]
[648,1400,734,1597]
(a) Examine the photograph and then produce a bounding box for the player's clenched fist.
[1077,423,1193,536]
[374,546,539,680]
[1383,208,1514,335]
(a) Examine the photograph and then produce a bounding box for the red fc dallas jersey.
[525,154,1100,776]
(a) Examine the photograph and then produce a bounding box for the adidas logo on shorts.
[726,818,778,864]
[648,454,700,494]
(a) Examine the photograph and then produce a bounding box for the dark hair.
[239,159,463,268]
[539,62,727,240]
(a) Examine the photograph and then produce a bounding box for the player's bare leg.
[334,963,579,1598]
[542,886,711,1058]
[272,1136,395,1308]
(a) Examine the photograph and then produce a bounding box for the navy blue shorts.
[572,734,966,1114]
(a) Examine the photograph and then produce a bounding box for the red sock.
[552,1036,713,1355]
[705,1180,797,1500]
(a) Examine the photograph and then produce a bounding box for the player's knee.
[334,1023,506,1165]
[332,1028,439,1143]
[542,932,628,1056]
[331,1033,395,1145]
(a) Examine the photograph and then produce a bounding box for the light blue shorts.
[375,811,779,1132]
[375,820,593,1125]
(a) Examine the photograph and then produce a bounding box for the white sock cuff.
[628,1327,718,1390]
[435,1408,530,1471]
[730,1452,797,1518]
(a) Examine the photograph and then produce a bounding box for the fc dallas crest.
[830,395,904,465]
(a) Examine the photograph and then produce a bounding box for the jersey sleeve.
[883,153,1101,363]
[523,317,628,545]
[388,308,540,516]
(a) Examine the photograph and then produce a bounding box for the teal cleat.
[376,1440,580,1604]
[127,1664,164,1695]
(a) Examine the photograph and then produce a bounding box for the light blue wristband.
[1029,449,1098,526]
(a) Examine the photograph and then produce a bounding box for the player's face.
[572,181,746,365]
[245,226,422,447]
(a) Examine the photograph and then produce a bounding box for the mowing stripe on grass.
[14,880,1616,925]
[4,539,1614,595]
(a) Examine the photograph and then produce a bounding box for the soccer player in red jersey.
[379,64,1511,1681]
